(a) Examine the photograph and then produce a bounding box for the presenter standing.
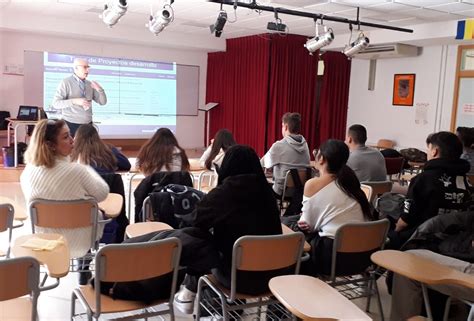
[52,58,107,136]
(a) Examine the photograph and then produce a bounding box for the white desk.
[7,118,39,167]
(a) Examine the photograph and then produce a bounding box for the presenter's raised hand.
[90,81,103,91]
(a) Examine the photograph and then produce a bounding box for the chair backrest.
[330,219,390,280]
[230,233,305,300]
[0,203,14,258]
[281,167,315,200]
[0,256,40,321]
[197,170,217,192]
[29,199,99,252]
[468,174,474,186]
[385,157,405,176]
[361,181,393,203]
[377,139,395,149]
[0,203,14,233]
[360,184,372,202]
[94,237,181,314]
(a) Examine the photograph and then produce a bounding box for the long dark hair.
[137,128,190,175]
[318,139,374,221]
[71,124,117,171]
[205,129,236,170]
[217,145,267,186]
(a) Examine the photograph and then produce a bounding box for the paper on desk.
[21,236,65,251]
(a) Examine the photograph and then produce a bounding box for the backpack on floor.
[375,192,406,220]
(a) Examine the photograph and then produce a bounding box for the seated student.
[71,124,130,243]
[174,145,282,314]
[20,119,109,285]
[345,124,387,182]
[296,139,375,274]
[392,132,471,249]
[71,124,131,174]
[136,127,190,176]
[456,126,474,175]
[199,128,236,170]
[390,250,474,321]
[261,112,311,196]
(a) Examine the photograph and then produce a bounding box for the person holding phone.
[52,58,107,136]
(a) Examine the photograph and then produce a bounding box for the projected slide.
[42,52,182,137]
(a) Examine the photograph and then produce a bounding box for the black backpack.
[375,192,406,221]
[148,184,205,228]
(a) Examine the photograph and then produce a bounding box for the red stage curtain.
[317,51,352,145]
[266,34,318,152]
[206,36,270,155]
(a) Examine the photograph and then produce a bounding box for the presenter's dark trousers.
[65,120,92,137]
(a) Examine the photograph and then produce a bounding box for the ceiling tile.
[394,0,455,6]
[426,2,474,12]
[304,2,355,14]
[333,0,390,7]
[368,2,417,12]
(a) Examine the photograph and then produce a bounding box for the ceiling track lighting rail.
[208,0,413,34]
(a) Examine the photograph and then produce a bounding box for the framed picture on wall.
[393,74,415,106]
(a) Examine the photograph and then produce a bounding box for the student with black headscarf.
[174,145,283,314]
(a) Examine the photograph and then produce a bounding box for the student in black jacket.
[174,145,283,314]
[390,132,471,249]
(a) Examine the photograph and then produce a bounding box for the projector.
[267,22,287,32]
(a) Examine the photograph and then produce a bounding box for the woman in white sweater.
[297,139,375,274]
[20,119,109,284]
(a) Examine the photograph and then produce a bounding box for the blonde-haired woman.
[21,119,109,285]
[136,127,190,176]
[71,124,130,174]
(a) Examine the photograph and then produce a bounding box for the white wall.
[347,44,458,150]
[0,30,207,148]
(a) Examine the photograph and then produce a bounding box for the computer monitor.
[17,105,39,121]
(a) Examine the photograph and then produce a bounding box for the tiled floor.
[0,182,393,320]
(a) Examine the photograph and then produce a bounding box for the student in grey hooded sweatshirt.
[261,112,311,196]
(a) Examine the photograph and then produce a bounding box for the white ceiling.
[0,0,473,50]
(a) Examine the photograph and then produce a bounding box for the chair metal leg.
[365,278,373,312]
[443,297,452,321]
[195,277,206,320]
[373,278,385,321]
[421,284,433,321]
[70,291,77,321]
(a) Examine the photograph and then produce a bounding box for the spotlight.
[304,26,334,55]
[267,10,287,33]
[267,21,287,32]
[147,6,173,36]
[100,0,127,28]
[343,33,370,58]
[210,11,227,37]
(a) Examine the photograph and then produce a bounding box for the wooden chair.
[280,167,315,212]
[29,199,107,278]
[0,257,40,321]
[269,275,371,320]
[0,203,14,258]
[195,233,305,321]
[361,184,373,202]
[362,181,393,204]
[376,139,395,150]
[325,219,390,321]
[385,157,405,182]
[71,237,182,321]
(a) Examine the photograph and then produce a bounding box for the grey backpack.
[375,192,406,220]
